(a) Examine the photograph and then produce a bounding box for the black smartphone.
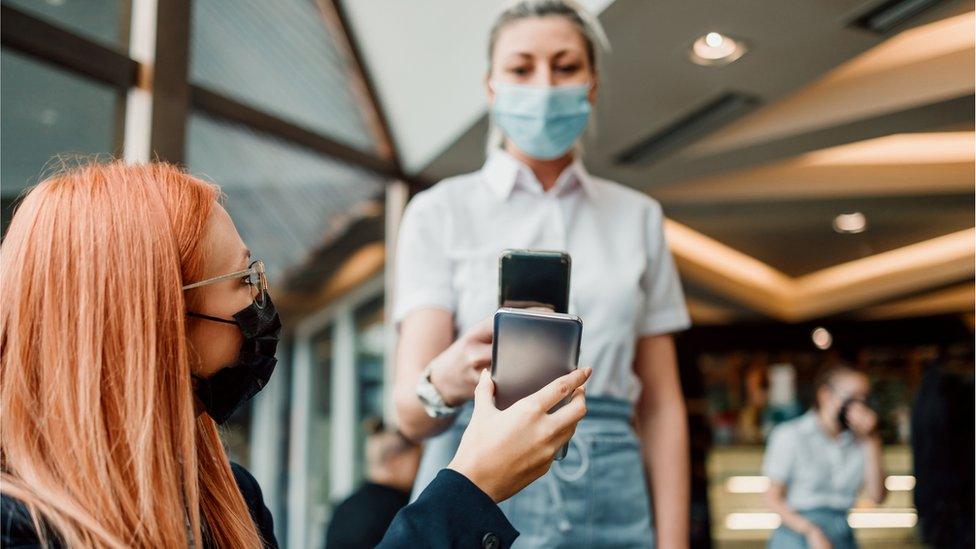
[491,307,582,410]
[492,308,582,461]
[498,250,571,314]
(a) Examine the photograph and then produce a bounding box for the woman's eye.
[508,66,530,76]
[556,64,581,74]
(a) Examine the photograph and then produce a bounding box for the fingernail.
[480,369,489,381]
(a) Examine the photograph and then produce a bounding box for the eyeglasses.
[182,259,269,306]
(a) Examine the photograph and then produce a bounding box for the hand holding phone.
[448,367,591,502]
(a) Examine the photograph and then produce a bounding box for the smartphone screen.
[499,250,571,314]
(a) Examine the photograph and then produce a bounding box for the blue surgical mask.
[490,82,592,160]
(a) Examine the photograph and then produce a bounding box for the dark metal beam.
[189,85,402,178]
[0,4,137,89]
[320,1,437,193]
[325,0,400,165]
[149,0,192,163]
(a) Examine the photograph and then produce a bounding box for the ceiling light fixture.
[689,31,747,66]
[812,327,832,350]
[833,212,868,234]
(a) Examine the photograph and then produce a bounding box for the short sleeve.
[637,201,691,336]
[762,425,796,484]
[393,191,455,326]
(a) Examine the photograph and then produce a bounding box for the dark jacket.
[378,469,517,548]
[3,466,518,549]
[326,482,409,549]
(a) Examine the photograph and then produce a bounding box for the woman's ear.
[485,73,495,105]
[588,77,599,104]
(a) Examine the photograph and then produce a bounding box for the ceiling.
[5,0,968,326]
[342,0,975,324]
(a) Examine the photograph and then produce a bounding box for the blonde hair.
[0,161,264,547]
[485,0,611,155]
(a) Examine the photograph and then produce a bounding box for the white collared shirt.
[762,411,867,511]
[394,150,690,402]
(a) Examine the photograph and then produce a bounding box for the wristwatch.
[416,363,458,418]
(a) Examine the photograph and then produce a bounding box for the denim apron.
[410,397,654,548]
[767,509,856,549]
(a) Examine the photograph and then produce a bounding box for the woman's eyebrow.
[553,49,581,59]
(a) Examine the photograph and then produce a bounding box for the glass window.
[185,113,385,284]
[190,0,379,153]
[353,295,386,483]
[222,400,254,467]
[4,0,130,48]
[308,325,334,549]
[1,48,121,231]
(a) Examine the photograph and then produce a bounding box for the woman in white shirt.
[393,1,691,546]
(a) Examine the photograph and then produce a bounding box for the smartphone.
[491,308,582,411]
[498,250,571,314]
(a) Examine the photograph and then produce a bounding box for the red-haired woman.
[0,161,589,548]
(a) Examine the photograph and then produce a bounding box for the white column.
[287,332,314,549]
[123,0,156,163]
[330,307,358,501]
[383,181,409,424]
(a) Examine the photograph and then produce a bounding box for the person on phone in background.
[763,365,887,549]
[0,161,592,549]
[393,1,691,546]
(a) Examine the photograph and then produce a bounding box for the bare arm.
[394,309,455,441]
[634,334,690,549]
[846,401,887,504]
[764,482,831,548]
[394,309,494,441]
[860,437,887,504]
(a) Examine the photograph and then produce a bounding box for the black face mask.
[189,291,282,424]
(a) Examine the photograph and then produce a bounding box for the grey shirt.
[762,411,866,511]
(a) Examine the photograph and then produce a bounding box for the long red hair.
[1,161,264,547]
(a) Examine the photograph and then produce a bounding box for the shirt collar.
[482,149,597,200]
[799,410,855,445]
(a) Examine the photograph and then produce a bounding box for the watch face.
[417,370,455,417]
[417,379,438,405]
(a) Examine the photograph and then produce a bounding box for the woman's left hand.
[845,401,878,439]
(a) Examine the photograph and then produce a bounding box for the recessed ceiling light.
[833,212,867,234]
[689,32,747,66]
[812,327,832,350]
[705,32,724,48]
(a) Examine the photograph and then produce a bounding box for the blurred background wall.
[1,0,973,547]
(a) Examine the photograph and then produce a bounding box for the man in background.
[326,419,421,549]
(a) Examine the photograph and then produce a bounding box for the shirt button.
[482,532,500,549]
